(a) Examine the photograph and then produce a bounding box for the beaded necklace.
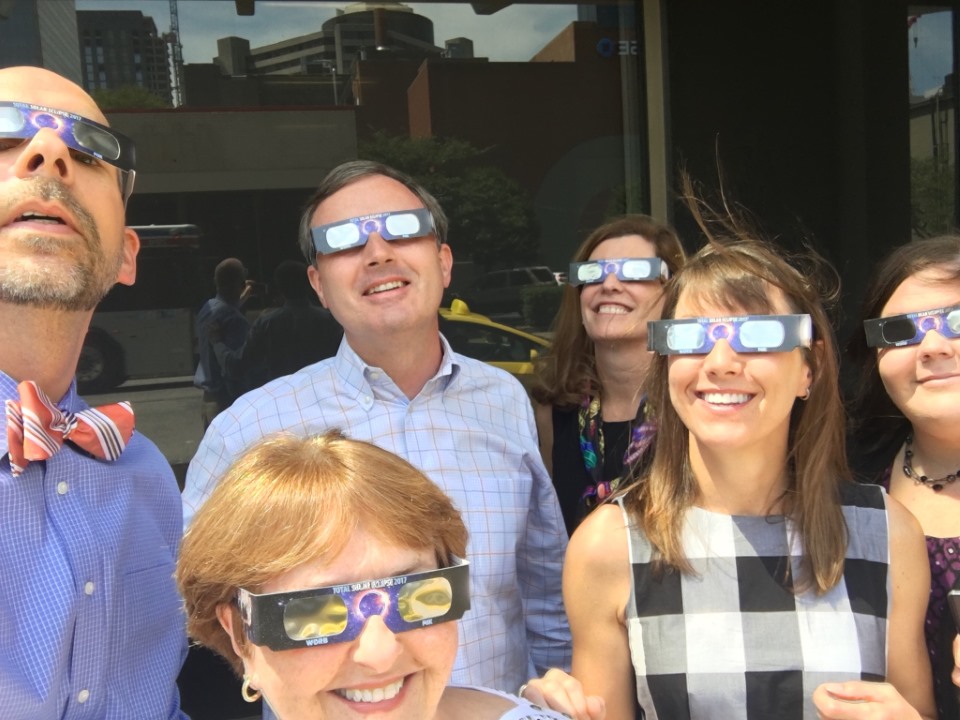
[902,434,960,492]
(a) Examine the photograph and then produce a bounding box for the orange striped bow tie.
[5,380,135,477]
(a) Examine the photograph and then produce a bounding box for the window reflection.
[908,7,957,237]
[1,0,648,481]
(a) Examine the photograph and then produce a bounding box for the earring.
[241,675,262,703]
[799,387,811,401]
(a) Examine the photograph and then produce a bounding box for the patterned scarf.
[577,394,655,518]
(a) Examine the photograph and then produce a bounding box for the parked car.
[461,265,558,316]
[78,225,214,394]
[439,300,549,385]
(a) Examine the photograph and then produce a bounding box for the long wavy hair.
[625,194,850,595]
[848,235,960,481]
[531,215,686,408]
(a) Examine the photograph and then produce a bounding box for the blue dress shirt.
[0,373,187,719]
[183,336,572,692]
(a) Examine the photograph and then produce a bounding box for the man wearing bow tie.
[0,67,186,719]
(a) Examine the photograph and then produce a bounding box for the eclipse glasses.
[648,314,813,355]
[237,557,470,651]
[0,101,136,201]
[568,257,669,287]
[311,208,435,255]
[864,304,960,349]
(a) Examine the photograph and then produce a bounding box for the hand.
[240,279,258,303]
[813,681,921,719]
[953,635,960,688]
[521,668,606,720]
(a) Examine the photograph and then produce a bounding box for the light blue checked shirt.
[183,336,572,692]
[0,373,187,719]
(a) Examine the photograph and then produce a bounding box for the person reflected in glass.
[531,216,685,535]
[523,193,935,720]
[177,430,572,720]
[194,257,252,427]
[216,260,343,390]
[848,235,960,720]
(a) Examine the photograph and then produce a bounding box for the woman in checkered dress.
[523,196,936,719]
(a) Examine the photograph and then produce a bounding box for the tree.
[359,132,538,269]
[910,156,957,237]
[91,85,170,110]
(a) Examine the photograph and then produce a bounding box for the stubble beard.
[0,178,122,311]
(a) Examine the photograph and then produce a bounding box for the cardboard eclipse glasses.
[237,557,470,651]
[568,257,669,286]
[864,304,960,348]
[311,208,435,255]
[0,101,136,200]
[648,314,813,355]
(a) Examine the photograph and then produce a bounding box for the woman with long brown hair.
[531,216,685,535]
[524,209,935,719]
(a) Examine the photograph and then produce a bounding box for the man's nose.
[11,129,75,185]
[361,232,396,265]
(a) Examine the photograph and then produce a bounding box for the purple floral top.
[881,468,960,716]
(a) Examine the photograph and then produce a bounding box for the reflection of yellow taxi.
[439,300,549,382]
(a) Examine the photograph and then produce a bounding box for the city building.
[76,10,172,105]
[0,0,81,83]
[241,2,441,76]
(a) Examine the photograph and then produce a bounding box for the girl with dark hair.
[849,235,960,720]
[531,216,685,535]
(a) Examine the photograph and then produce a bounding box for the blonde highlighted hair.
[175,430,468,673]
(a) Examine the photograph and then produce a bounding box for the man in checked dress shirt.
[183,160,571,692]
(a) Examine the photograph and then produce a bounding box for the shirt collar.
[331,333,462,402]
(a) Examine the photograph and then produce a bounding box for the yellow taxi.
[438,299,549,383]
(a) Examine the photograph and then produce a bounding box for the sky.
[74,2,955,93]
[908,11,952,96]
[76,0,578,63]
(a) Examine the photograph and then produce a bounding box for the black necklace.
[902,435,960,492]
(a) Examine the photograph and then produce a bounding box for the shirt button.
[57,481,69,495]
[77,689,90,703]
[84,582,95,595]
[370,371,380,380]
[363,396,371,404]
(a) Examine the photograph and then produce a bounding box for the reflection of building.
[910,78,955,164]
[236,2,441,76]
[185,2,455,109]
[107,107,357,278]
[909,76,955,236]
[104,1,948,330]
[76,11,172,104]
[0,0,81,83]
[355,21,626,267]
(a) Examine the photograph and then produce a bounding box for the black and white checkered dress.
[620,482,889,720]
